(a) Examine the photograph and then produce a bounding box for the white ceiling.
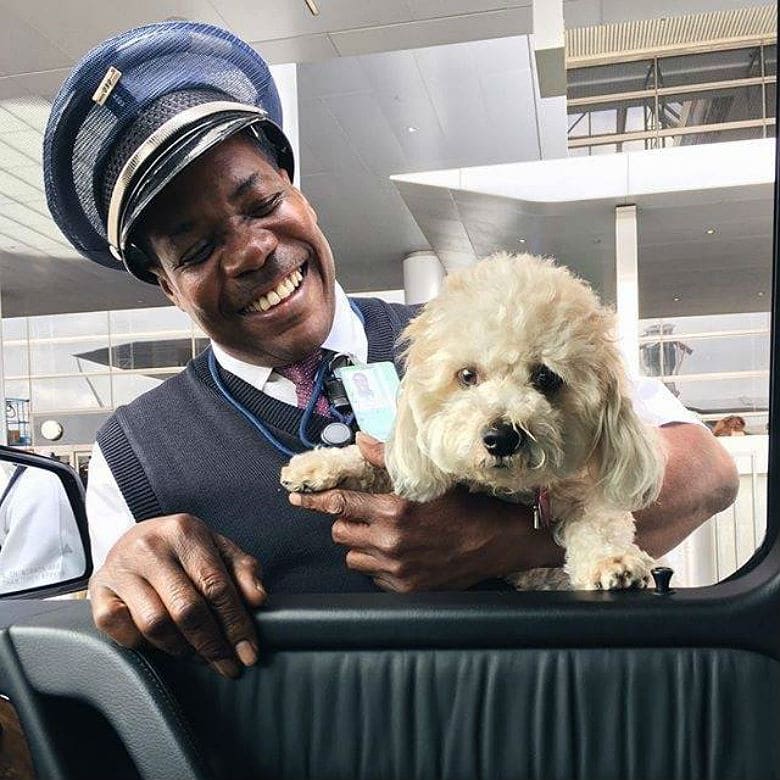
[0,0,774,316]
[392,139,776,317]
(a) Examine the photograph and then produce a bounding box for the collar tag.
[534,488,552,529]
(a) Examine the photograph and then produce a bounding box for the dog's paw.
[588,553,653,590]
[280,451,343,493]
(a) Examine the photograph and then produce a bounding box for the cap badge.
[92,66,122,106]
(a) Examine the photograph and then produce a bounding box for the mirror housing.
[0,446,92,599]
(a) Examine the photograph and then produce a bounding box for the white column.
[269,63,300,188]
[403,252,445,305]
[531,0,566,98]
[615,205,640,376]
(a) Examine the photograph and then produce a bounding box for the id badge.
[335,362,400,442]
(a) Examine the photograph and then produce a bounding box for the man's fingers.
[106,577,195,657]
[355,432,386,468]
[344,549,383,577]
[171,535,260,672]
[290,488,401,522]
[344,550,406,593]
[214,534,267,609]
[331,519,373,549]
[90,580,145,650]
[142,560,244,677]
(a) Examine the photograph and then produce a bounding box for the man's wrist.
[487,504,564,577]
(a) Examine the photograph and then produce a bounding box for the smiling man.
[43,21,738,679]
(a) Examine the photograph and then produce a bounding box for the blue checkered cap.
[43,21,294,284]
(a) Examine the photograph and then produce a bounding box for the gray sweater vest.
[97,298,414,593]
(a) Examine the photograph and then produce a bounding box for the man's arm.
[291,426,739,591]
[633,422,739,558]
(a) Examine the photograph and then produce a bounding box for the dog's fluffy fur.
[281,253,665,590]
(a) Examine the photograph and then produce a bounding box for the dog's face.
[386,253,662,508]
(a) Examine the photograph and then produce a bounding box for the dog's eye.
[457,368,479,387]
[530,364,563,395]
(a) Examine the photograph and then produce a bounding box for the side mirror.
[0,445,92,598]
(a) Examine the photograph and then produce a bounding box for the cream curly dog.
[281,253,665,590]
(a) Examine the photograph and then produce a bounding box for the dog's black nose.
[482,423,523,457]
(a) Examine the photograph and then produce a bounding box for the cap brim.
[108,103,293,283]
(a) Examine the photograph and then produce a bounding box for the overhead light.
[406,126,418,133]
[304,0,320,15]
[758,291,765,297]
[673,296,681,302]
[518,238,526,244]
[705,227,716,235]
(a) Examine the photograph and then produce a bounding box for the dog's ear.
[385,380,453,503]
[592,378,665,511]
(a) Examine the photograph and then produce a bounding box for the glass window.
[590,143,618,155]
[568,98,654,139]
[28,311,108,340]
[658,84,764,128]
[111,373,166,407]
[568,60,655,100]
[110,306,193,336]
[665,375,768,418]
[670,334,769,375]
[3,343,28,378]
[30,376,111,413]
[764,44,777,77]
[29,339,110,376]
[4,386,31,447]
[661,125,764,147]
[766,84,776,120]
[2,317,27,341]
[657,47,762,88]
[4,379,29,398]
[110,336,193,371]
[618,139,655,152]
[644,312,770,336]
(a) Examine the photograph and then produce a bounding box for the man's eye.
[180,241,214,267]
[530,364,563,395]
[250,193,283,218]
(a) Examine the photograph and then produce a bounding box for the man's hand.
[289,434,562,591]
[88,514,266,678]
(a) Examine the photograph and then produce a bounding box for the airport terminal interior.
[0,0,776,584]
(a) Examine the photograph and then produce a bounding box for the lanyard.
[207,299,365,457]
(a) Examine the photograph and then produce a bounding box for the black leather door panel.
[158,646,780,780]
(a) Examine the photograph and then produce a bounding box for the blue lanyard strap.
[207,298,365,457]
[208,349,299,458]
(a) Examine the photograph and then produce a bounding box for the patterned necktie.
[276,350,330,417]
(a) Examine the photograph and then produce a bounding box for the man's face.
[142,133,337,366]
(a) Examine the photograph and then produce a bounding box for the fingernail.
[255,579,266,595]
[288,493,302,506]
[235,640,258,667]
[212,659,240,679]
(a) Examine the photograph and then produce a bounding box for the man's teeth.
[244,269,304,313]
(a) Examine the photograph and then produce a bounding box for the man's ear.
[150,266,182,308]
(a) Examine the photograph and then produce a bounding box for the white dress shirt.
[86,286,702,569]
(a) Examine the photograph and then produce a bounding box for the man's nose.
[223,224,278,276]
[482,423,524,457]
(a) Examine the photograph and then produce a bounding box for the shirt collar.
[210,281,368,392]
